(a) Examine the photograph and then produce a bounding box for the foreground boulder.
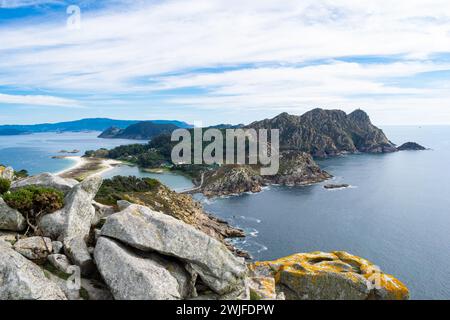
[47,254,72,274]
[95,177,246,256]
[80,278,113,301]
[0,198,26,232]
[0,241,66,300]
[0,231,19,244]
[250,251,409,300]
[63,237,95,275]
[38,176,103,275]
[100,204,248,296]
[13,236,52,261]
[92,200,115,226]
[11,173,77,194]
[39,175,102,240]
[0,166,14,181]
[247,275,281,300]
[95,237,194,300]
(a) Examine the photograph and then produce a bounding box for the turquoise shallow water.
[1,127,449,299]
[101,165,194,192]
[0,132,147,175]
[195,126,450,299]
[0,131,194,191]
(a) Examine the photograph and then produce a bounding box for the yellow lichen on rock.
[332,251,409,300]
[0,165,14,181]
[248,276,278,300]
[249,251,409,300]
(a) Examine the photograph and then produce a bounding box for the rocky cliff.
[196,109,394,195]
[94,176,246,256]
[248,109,397,157]
[201,166,264,197]
[200,151,332,197]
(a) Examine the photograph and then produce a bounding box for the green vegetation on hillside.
[99,122,179,140]
[0,178,11,194]
[14,169,29,179]
[95,176,161,206]
[0,164,29,180]
[4,186,64,233]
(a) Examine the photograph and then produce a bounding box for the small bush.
[95,176,160,205]
[3,186,64,232]
[0,178,11,194]
[14,169,29,179]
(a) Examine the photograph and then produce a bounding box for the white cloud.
[0,93,82,107]
[1,0,450,123]
[0,0,63,8]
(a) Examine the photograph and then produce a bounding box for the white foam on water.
[236,215,262,223]
[245,227,259,237]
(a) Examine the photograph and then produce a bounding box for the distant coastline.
[0,118,192,136]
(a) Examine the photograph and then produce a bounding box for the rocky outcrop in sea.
[200,151,332,197]
[397,142,427,151]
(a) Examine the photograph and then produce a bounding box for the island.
[324,184,350,189]
[85,108,420,197]
[397,142,427,151]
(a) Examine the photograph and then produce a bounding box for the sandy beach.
[56,156,121,181]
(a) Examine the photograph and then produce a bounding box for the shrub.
[3,186,64,232]
[0,178,11,194]
[14,169,29,179]
[95,176,160,205]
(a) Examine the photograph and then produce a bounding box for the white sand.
[54,156,85,176]
[56,156,121,178]
[93,159,122,177]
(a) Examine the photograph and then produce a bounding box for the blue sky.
[1,0,450,125]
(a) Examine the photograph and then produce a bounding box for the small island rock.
[397,142,426,151]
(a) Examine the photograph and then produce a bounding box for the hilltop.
[98,122,181,140]
[0,118,192,136]
[247,108,397,156]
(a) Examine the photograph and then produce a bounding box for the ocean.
[1,127,449,299]
[196,126,450,299]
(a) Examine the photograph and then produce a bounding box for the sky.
[1,0,450,126]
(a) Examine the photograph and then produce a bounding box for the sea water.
[197,126,450,299]
[2,127,449,299]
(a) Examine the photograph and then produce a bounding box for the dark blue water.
[197,126,450,299]
[0,132,146,175]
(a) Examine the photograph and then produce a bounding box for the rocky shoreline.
[0,167,410,300]
[199,151,332,197]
